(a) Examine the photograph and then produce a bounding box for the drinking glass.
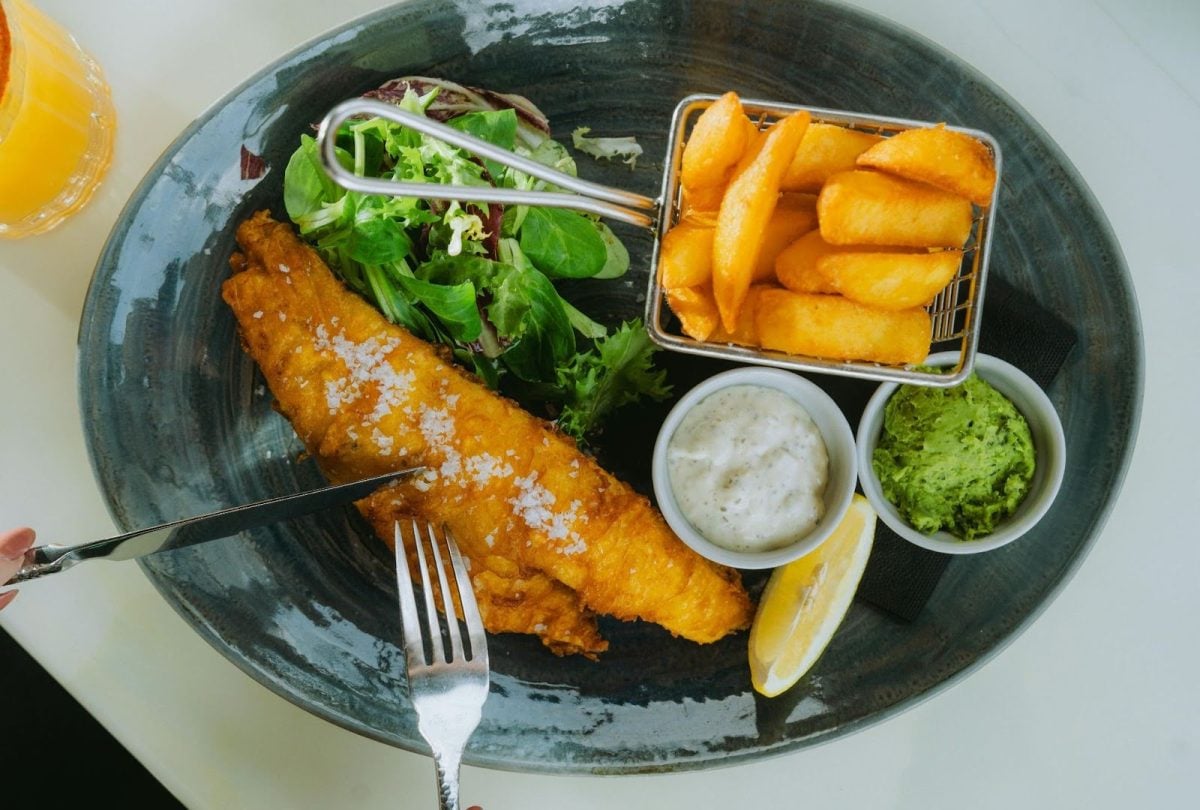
[0,0,115,239]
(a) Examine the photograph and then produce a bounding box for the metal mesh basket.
[644,94,1002,387]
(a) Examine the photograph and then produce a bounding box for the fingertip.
[1,527,36,560]
[0,589,18,611]
[3,526,36,544]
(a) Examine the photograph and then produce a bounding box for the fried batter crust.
[223,211,751,655]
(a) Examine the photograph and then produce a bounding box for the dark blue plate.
[77,0,1141,773]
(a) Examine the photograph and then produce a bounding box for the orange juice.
[0,0,115,238]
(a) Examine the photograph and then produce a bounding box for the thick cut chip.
[659,221,714,289]
[713,111,811,332]
[781,123,883,192]
[775,230,851,294]
[774,230,919,294]
[817,249,962,310]
[857,124,997,206]
[709,284,774,346]
[743,115,761,148]
[751,193,818,283]
[680,91,753,190]
[755,288,931,365]
[666,284,720,341]
[818,170,973,248]
[679,184,724,221]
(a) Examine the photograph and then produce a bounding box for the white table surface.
[2,0,1197,807]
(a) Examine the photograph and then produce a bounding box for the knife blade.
[5,467,425,585]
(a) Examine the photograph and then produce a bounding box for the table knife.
[4,467,424,585]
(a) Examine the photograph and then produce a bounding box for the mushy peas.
[872,374,1035,540]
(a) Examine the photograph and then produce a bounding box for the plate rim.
[75,0,1145,774]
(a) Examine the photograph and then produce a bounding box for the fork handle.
[433,750,463,810]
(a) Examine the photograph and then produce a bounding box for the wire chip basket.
[644,94,1002,387]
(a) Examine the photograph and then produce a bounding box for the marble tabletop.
[1,1,1196,807]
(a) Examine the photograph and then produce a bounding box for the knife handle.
[5,545,71,584]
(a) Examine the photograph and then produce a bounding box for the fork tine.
[443,526,488,666]
[393,521,427,666]
[391,522,490,810]
[425,522,466,662]
[409,519,445,664]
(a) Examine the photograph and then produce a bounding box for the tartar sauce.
[666,384,829,552]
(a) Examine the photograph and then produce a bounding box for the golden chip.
[755,288,931,365]
[817,169,973,248]
[751,193,818,283]
[665,285,720,341]
[659,222,714,289]
[817,249,962,310]
[856,123,996,206]
[679,184,724,221]
[781,123,883,193]
[709,284,775,347]
[681,92,753,191]
[774,230,903,294]
[712,111,811,332]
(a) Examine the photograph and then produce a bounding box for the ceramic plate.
[78,0,1142,773]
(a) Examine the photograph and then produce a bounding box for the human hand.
[1,527,36,609]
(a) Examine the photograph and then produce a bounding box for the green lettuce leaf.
[592,221,630,280]
[447,109,518,180]
[518,207,607,279]
[488,265,576,382]
[391,273,482,343]
[555,321,671,442]
[571,126,643,168]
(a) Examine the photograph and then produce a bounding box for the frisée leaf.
[571,126,643,168]
[556,322,672,442]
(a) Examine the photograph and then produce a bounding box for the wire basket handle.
[315,98,660,229]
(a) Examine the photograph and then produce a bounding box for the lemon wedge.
[749,494,877,697]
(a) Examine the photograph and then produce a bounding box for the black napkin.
[854,276,1078,621]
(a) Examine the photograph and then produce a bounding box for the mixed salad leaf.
[571,127,644,168]
[282,77,669,444]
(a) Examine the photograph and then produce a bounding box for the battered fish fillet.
[223,211,752,657]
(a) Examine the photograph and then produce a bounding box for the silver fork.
[394,520,490,810]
